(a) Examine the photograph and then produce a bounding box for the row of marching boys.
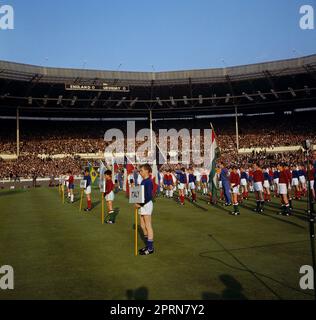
[217,162,315,216]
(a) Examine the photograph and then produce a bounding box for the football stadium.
[0,1,316,306]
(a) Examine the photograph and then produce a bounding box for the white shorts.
[232,186,239,194]
[139,201,153,216]
[299,176,306,184]
[178,183,185,190]
[189,182,196,190]
[240,178,247,186]
[273,178,279,185]
[263,180,270,189]
[279,183,287,195]
[219,181,223,188]
[254,182,263,192]
[105,191,114,201]
[310,180,314,190]
[84,185,92,195]
[291,178,299,186]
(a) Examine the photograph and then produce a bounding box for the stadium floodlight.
[90,96,98,107]
[170,96,176,106]
[57,95,63,105]
[28,96,32,105]
[304,85,311,95]
[43,95,48,105]
[211,94,217,105]
[130,97,138,107]
[288,87,296,97]
[91,92,102,106]
[183,96,188,105]
[258,91,266,100]
[198,95,203,104]
[294,107,316,112]
[103,97,112,107]
[71,96,77,106]
[116,97,126,107]
[270,89,279,99]
[156,97,163,106]
[0,93,9,99]
[242,92,254,101]
[225,93,231,103]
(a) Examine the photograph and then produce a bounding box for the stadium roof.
[0,54,316,85]
[0,54,316,117]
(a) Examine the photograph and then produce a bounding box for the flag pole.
[149,109,153,163]
[101,192,105,224]
[234,105,239,151]
[62,183,65,204]
[135,207,138,256]
[79,189,83,211]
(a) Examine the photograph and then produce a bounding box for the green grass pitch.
[0,186,314,300]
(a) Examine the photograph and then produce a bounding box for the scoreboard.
[65,84,130,92]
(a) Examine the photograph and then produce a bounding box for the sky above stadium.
[0,0,316,71]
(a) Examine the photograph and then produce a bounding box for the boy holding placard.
[135,164,154,256]
[84,169,92,211]
[104,170,115,224]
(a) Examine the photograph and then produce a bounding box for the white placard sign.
[80,180,87,189]
[129,185,145,204]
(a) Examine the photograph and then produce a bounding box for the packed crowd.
[0,113,315,179]
[0,156,82,179]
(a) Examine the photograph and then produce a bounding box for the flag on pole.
[209,124,220,203]
[99,160,106,177]
[88,162,98,185]
[156,143,167,165]
[99,160,106,190]
[111,157,119,184]
[151,159,159,196]
[151,144,166,196]
[123,168,127,192]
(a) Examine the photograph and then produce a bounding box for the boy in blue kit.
[188,167,197,202]
[135,164,154,256]
[219,162,231,206]
[83,169,92,211]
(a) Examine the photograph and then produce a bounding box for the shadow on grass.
[0,189,28,197]
[199,235,314,299]
[198,196,235,215]
[202,274,248,300]
[239,202,306,230]
[126,287,149,300]
[105,207,120,223]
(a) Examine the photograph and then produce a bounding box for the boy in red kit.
[68,170,75,203]
[104,170,115,224]
[165,170,174,198]
[240,167,249,200]
[277,163,291,216]
[230,166,240,216]
[252,163,265,213]
[201,171,208,196]
[284,164,293,210]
